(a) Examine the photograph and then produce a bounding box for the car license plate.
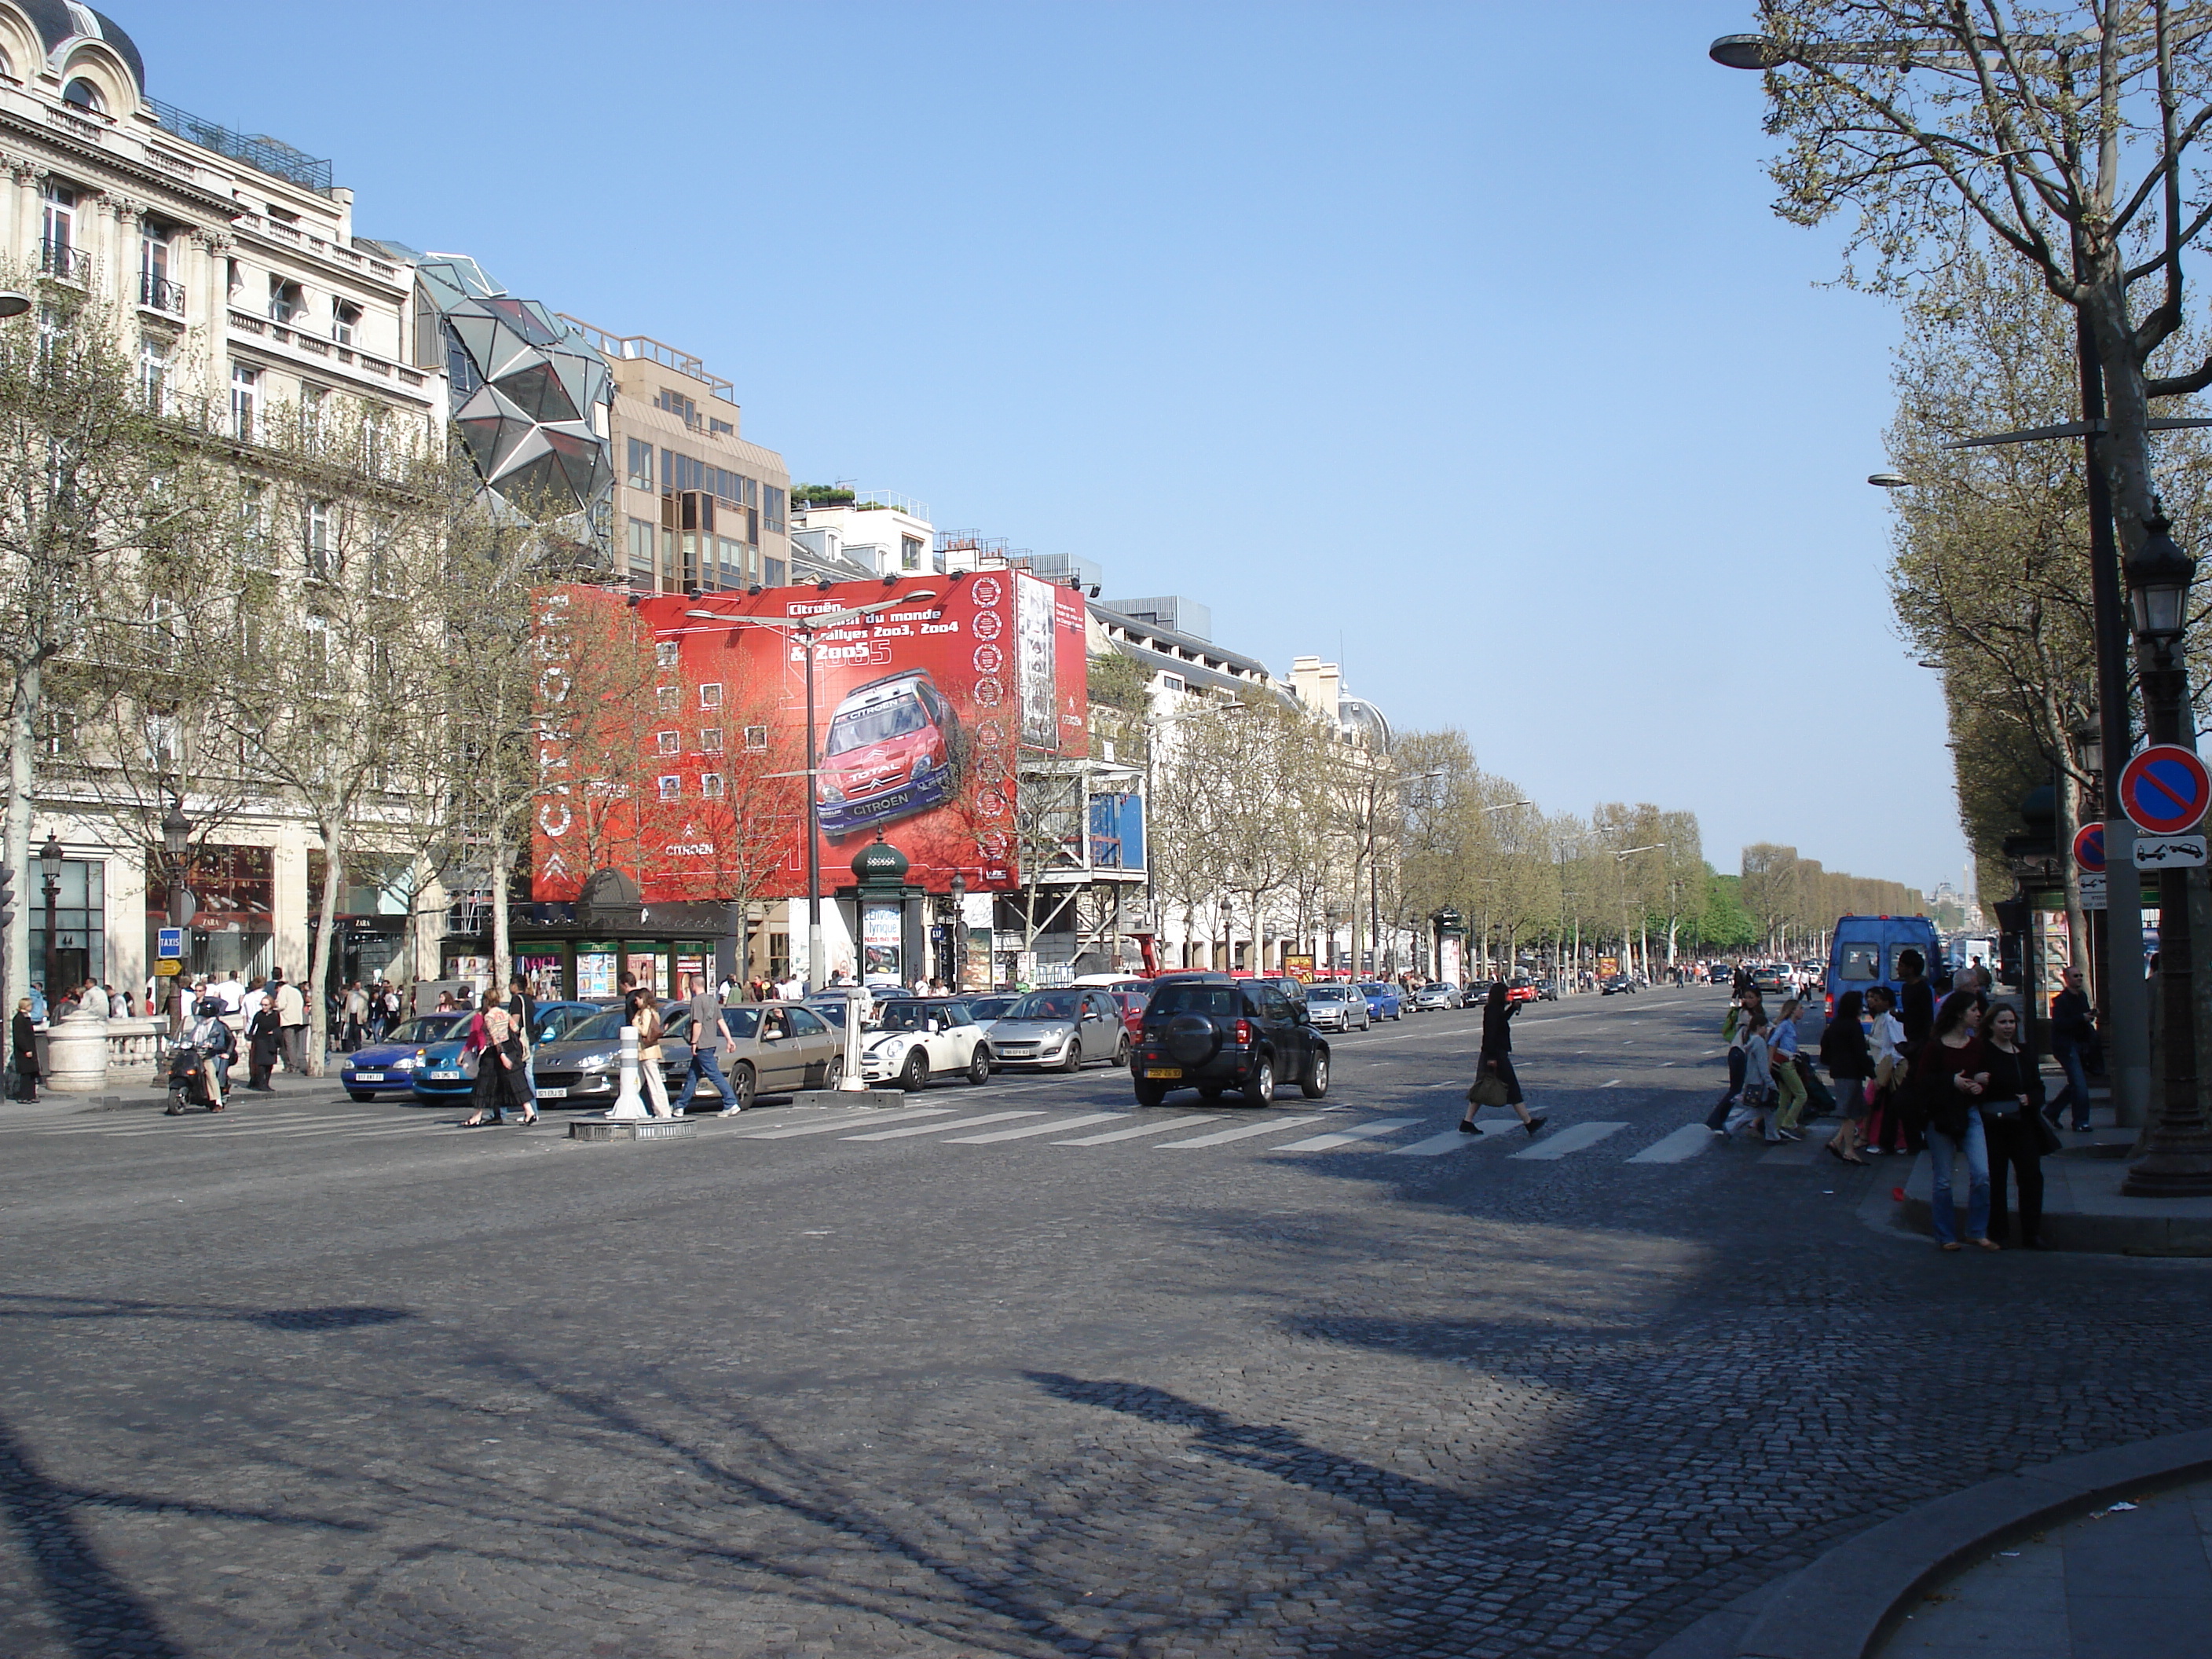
[535,1086,566,1099]
[1144,1066,1182,1079]
[427,1070,460,1081]
[353,1071,384,1082]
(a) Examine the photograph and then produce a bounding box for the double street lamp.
[2119,513,2210,1196]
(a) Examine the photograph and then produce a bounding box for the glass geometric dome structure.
[412,252,613,536]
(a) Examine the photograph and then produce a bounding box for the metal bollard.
[603,1025,649,1119]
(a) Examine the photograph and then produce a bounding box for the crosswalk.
[4,1097,1844,1172]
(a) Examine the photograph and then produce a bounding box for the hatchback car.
[965,994,1021,1027]
[1131,973,1328,1106]
[1359,981,1403,1021]
[1412,982,1462,1013]
[1303,983,1371,1031]
[342,1014,470,1101]
[816,669,965,841]
[1505,976,1540,1005]
[1533,978,1559,1002]
[983,987,1128,1071]
[857,998,993,1090]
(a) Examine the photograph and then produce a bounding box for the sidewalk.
[1651,1426,2212,1659]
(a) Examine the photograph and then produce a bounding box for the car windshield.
[1148,984,1240,1019]
[825,691,928,756]
[390,1016,464,1044]
[1308,987,1347,1002]
[562,1010,628,1042]
[1008,991,1079,1022]
[874,1002,936,1031]
[969,997,1018,1020]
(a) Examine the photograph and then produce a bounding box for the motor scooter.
[163,1042,226,1114]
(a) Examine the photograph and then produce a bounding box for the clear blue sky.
[135,1,1965,896]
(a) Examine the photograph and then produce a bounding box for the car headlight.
[819,784,846,804]
[577,1051,617,1069]
[393,1056,419,1071]
[911,753,932,780]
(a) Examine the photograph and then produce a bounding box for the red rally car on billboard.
[817,669,969,841]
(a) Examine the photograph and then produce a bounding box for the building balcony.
[139,274,185,316]
[39,239,88,284]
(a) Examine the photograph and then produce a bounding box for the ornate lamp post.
[2119,512,2210,1195]
[160,800,193,1026]
[38,831,62,1002]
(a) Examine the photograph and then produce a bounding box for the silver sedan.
[1302,983,1372,1031]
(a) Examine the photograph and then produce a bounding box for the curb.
[1651,1425,2212,1659]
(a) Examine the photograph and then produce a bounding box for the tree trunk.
[489,833,515,997]
[304,821,343,1077]
[2,657,38,1015]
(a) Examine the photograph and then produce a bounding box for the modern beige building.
[562,320,790,595]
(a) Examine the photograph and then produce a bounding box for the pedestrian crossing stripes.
[4,1098,1844,1173]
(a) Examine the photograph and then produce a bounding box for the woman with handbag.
[1819,991,1873,1165]
[629,989,673,1119]
[1459,980,1546,1137]
[1980,1004,2051,1249]
[1862,986,1907,1155]
[1723,1012,1778,1140]
[1917,990,1996,1251]
[459,991,536,1127]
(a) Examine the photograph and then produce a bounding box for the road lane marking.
[843,1111,1044,1141]
[1389,1130,1480,1157]
[1269,1117,1419,1152]
[1601,1079,1624,1087]
[1155,1115,1324,1148]
[1626,1124,1713,1164]
[1511,1120,1629,1160]
[1054,1115,1225,1145]
[738,1108,954,1139]
[947,1112,1126,1144]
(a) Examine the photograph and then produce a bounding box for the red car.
[1109,988,1149,1042]
[1505,976,1541,1004]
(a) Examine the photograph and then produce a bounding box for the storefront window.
[148,844,273,980]
[31,858,104,992]
[517,953,566,1001]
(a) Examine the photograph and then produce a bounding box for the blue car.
[1359,981,1404,1022]
[342,1014,471,1101]
[411,1000,604,1104]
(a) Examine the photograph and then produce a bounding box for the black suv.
[1131,972,1329,1106]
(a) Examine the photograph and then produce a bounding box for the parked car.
[407,1001,620,1104]
[1303,983,1372,1031]
[1505,976,1540,1005]
[815,669,966,841]
[1533,978,1559,1002]
[1108,987,1151,1043]
[1600,975,1636,997]
[529,1000,607,1043]
[856,998,992,1090]
[1358,980,1403,1021]
[342,1013,470,1101]
[1246,975,1310,1009]
[983,987,1129,1071]
[1131,972,1329,1106]
[1411,982,1462,1013]
[663,1001,845,1107]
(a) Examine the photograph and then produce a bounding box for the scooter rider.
[177,996,236,1112]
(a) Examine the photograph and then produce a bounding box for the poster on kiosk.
[530,573,1090,906]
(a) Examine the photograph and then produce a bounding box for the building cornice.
[0,109,239,220]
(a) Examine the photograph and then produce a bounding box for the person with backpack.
[1820,991,1874,1165]
[1724,1011,1778,1141]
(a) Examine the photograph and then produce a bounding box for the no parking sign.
[2072,822,2106,873]
[2118,745,2211,837]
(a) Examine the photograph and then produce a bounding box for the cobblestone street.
[3,988,2207,1657]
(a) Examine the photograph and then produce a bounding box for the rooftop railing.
[148,97,333,195]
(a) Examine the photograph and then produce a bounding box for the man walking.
[2045,967,2097,1133]
[674,972,742,1115]
[271,970,307,1075]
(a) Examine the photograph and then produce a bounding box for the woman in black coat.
[245,1001,285,1092]
[1459,980,1547,1137]
[10,999,38,1102]
[1979,1003,2049,1249]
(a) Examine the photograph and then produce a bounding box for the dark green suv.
[1131,972,1330,1106]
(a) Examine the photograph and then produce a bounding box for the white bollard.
[838,985,869,1090]
[602,1025,649,1119]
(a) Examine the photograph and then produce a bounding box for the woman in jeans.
[1979,1004,2048,1249]
[1820,990,1873,1165]
[1917,990,1995,1251]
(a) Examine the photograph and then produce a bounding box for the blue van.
[1826,915,1940,1019]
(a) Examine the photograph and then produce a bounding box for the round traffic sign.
[2073,822,2106,873]
[2119,745,2212,837]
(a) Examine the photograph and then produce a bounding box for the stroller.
[164,1000,233,1115]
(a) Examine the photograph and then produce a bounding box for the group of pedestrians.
[1708,955,2077,1250]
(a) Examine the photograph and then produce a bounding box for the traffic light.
[0,864,14,931]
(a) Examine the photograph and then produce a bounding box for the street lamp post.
[38,831,62,1004]
[161,800,192,1028]
[2119,512,2210,1196]
[684,587,936,995]
[944,870,968,990]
